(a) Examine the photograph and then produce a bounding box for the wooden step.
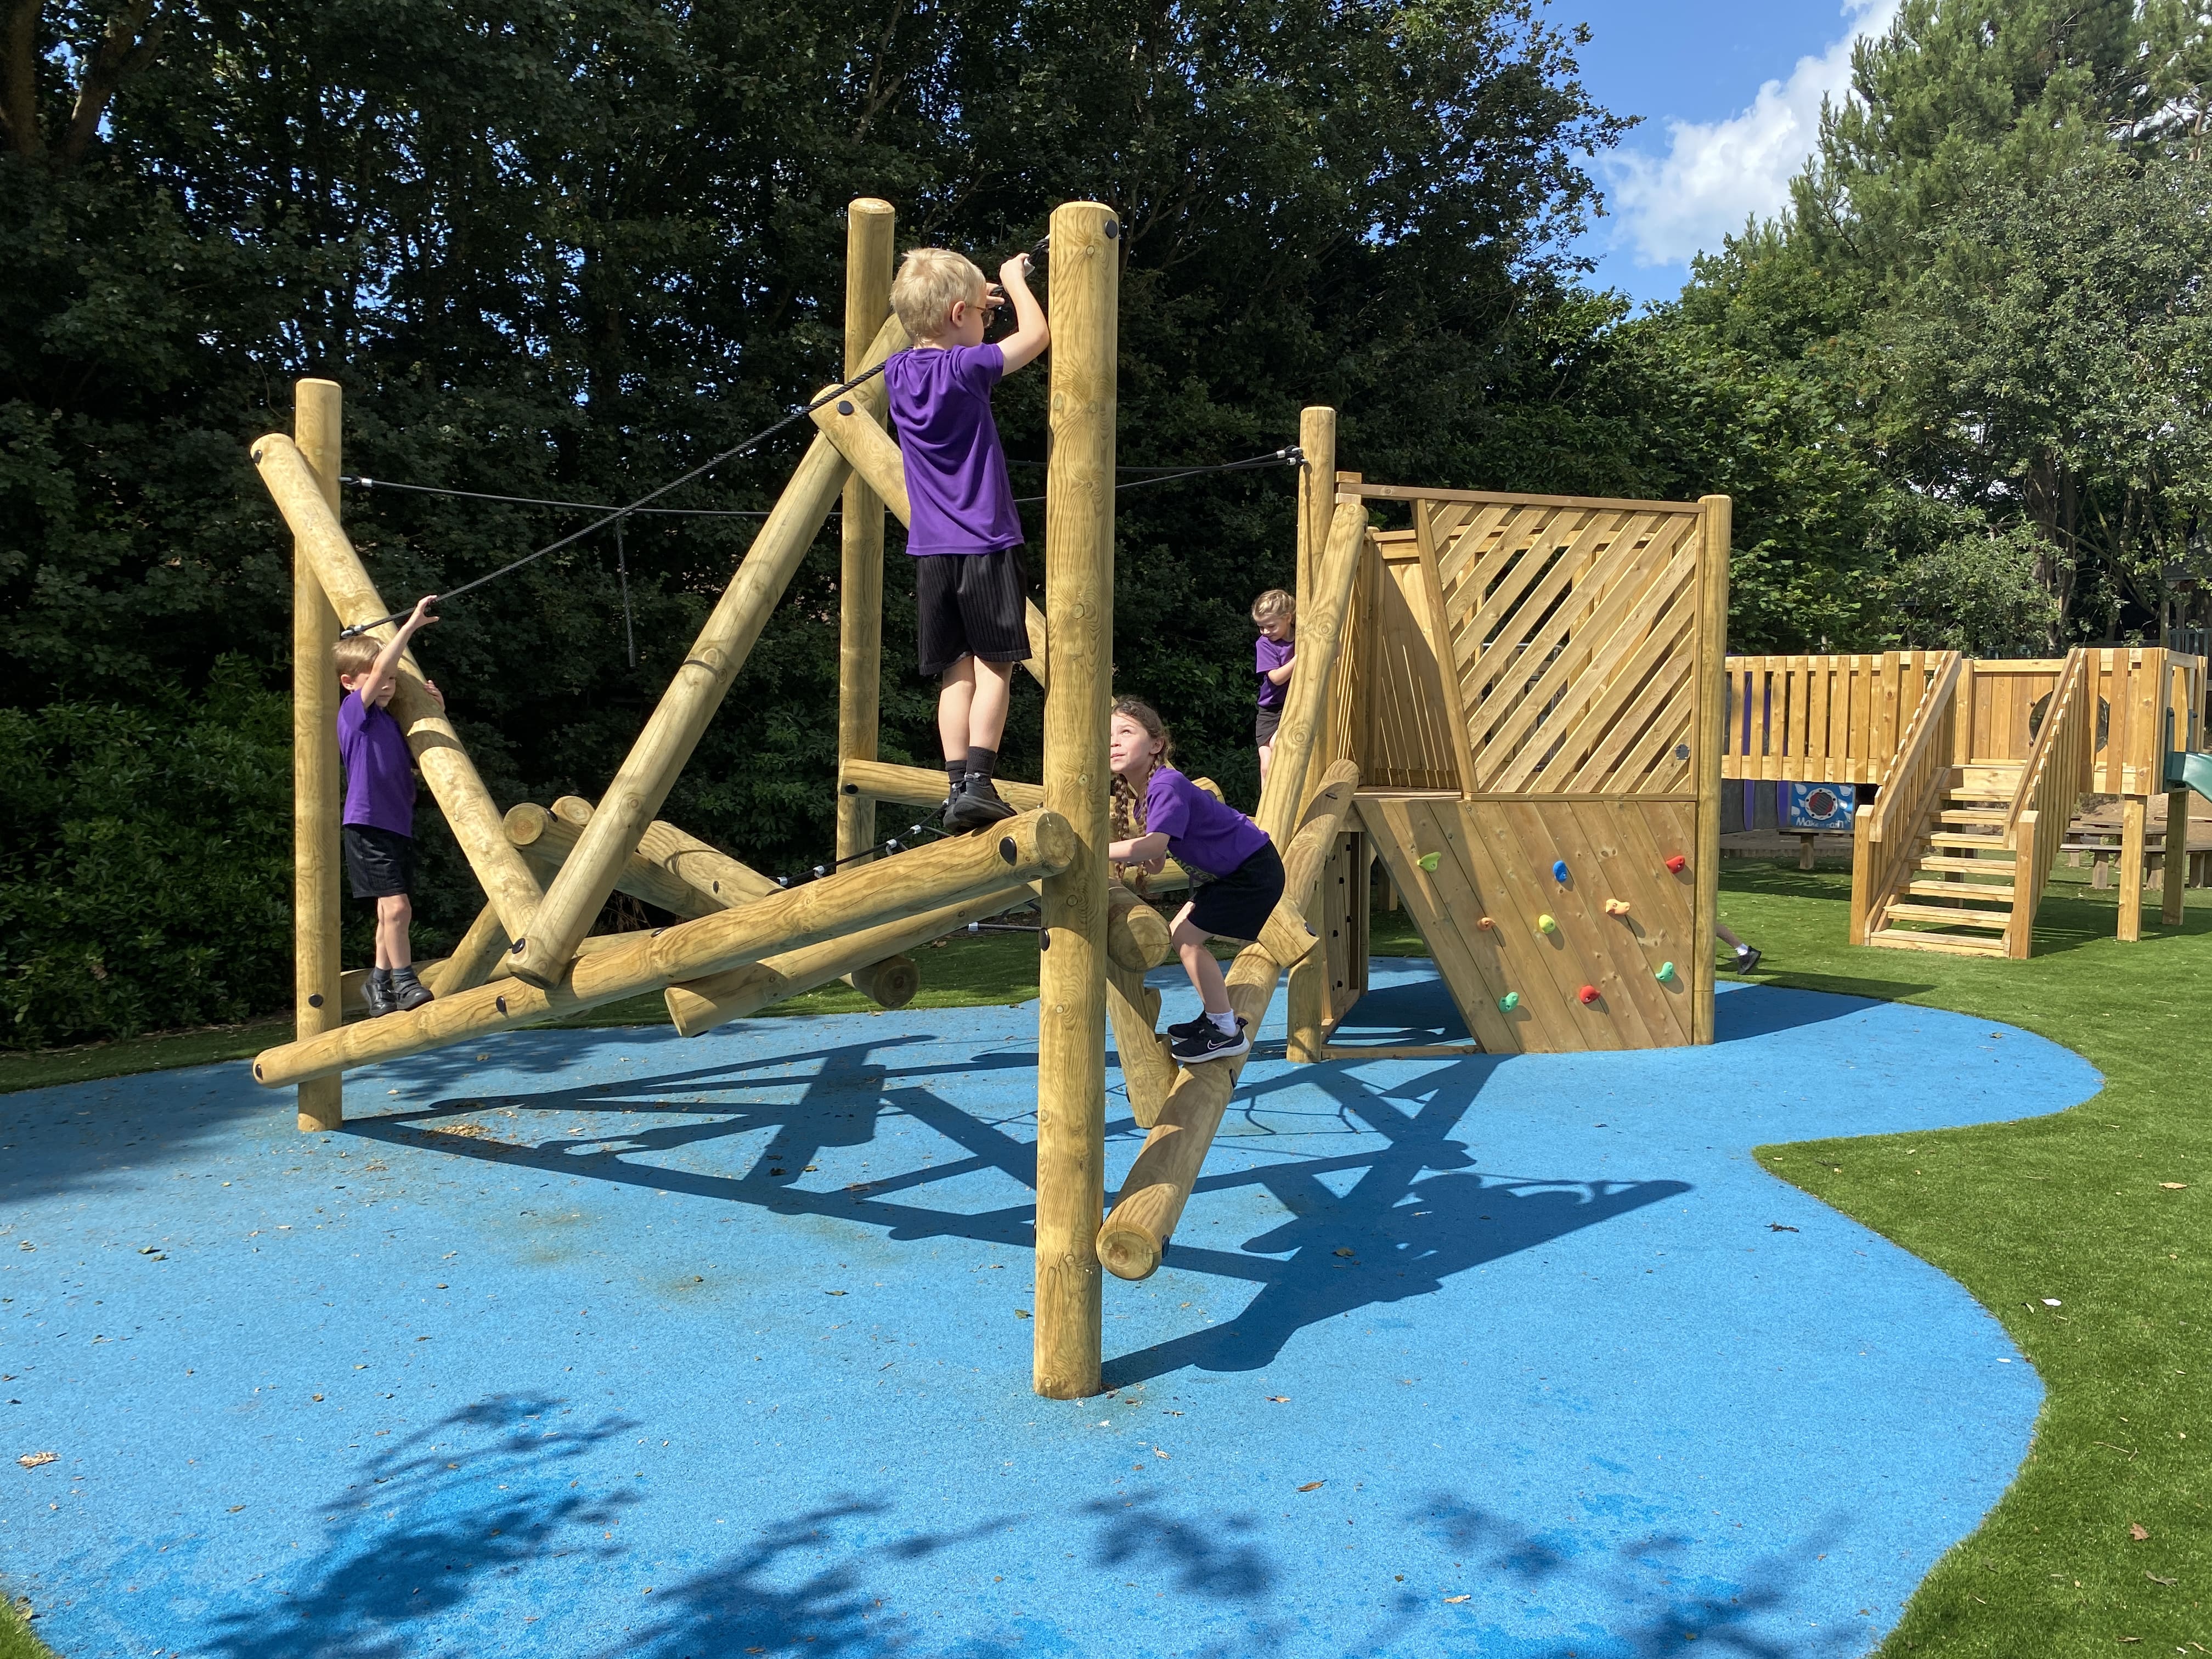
[1879,902,2012,930]
[1906,879,2017,902]
[1866,928,2009,958]
[1929,832,2012,851]
[1938,809,2008,826]
[1918,854,2015,873]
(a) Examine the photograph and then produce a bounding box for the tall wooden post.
[293,380,345,1133]
[2119,794,2147,941]
[1285,407,1339,1063]
[1034,200,1118,1401]
[1691,496,1731,1045]
[837,199,896,866]
[2163,789,2189,927]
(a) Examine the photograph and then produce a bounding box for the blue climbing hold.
[1552,859,1570,882]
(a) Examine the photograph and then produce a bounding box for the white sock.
[1207,1009,1238,1035]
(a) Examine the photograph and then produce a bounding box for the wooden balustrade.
[1848,652,1961,944]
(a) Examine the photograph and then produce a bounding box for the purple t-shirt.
[1144,767,1271,880]
[1255,634,1294,709]
[883,343,1024,556]
[338,693,415,837]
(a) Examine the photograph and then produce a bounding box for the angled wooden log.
[428,902,509,996]
[253,433,546,941]
[663,882,1032,1035]
[290,380,346,1132]
[1096,761,1359,1281]
[251,808,1075,1087]
[1105,958,1175,1130]
[811,381,1049,688]
[543,795,911,1003]
[504,312,910,989]
[1254,500,1368,850]
[504,803,714,919]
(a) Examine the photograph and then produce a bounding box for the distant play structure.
[250,195,1739,1397]
[1724,650,2212,957]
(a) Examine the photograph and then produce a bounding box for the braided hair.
[1108,697,1173,890]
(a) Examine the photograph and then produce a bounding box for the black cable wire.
[342,476,781,517]
[773,821,937,888]
[336,360,888,639]
[613,518,636,669]
[1008,446,1300,504]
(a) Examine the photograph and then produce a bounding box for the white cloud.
[1603,0,1900,268]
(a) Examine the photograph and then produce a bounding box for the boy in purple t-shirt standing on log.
[884,245,1050,833]
[332,596,443,1016]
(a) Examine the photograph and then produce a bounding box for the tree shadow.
[1103,1058,1690,1385]
[1415,1499,1865,1658]
[204,1392,641,1659]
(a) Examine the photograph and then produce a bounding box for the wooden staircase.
[1865,764,2021,956]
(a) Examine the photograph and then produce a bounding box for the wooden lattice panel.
[1359,532,1465,791]
[1425,498,1705,796]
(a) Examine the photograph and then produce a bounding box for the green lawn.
[3,867,2207,1655]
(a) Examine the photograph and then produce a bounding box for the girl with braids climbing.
[1105,698,1285,1064]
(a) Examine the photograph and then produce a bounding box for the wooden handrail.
[2001,648,2094,957]
[1849,651,1960,944]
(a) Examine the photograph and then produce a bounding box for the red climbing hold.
[1665,854,1688,874]
[1578,984,1600,1006]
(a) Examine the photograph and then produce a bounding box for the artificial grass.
[1716,862,2212,1657]
[0,1596,54,1659]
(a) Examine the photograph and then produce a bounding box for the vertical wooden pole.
[1691,497,1731,1045]
[837,199,896,867]
[1034,201,1118,1401]
[2119,794,2146,941]
[2163,789,2189,926]
[1285,408,1338,1064]
[293,380,345,1133]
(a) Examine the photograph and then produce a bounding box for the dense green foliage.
[4,0,2209,1047]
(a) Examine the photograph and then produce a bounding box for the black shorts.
[1255,705,1282,746]
[915,546,1031,679]
[343,824,416,900]
[1183,842,1286,943]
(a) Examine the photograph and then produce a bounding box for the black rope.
[342,476,781,517]
[773,820,938,889]
[613,518,636,669]
[336,360,888,639]
[1007,445,1300,505]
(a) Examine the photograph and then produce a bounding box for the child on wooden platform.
[1251,588,1296,782]
[332,596,443,1016]
[884,245,1051,833]
[1106,698,1286,1064]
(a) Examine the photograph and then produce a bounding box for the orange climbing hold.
[1604,899,1632,917]
[1477,915,1496,931]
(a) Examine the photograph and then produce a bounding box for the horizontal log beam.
[251,809,1075,1087]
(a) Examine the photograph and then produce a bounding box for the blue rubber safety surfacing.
[1,966,2099,1659]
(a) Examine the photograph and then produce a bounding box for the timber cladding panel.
[1430,497,1704,796]
[1358,794,1700,1054]
[1335,483,1725,1057]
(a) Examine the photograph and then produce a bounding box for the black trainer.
[1170,1018,1250,1065]
[388,965,435,1013]
[1165,1012,1213,1042]
[363,968,398,1018]
[943,774,1017,833]
[1734,946,1762,974]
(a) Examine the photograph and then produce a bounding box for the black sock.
[966,746,998,780]
[946,757,966,791]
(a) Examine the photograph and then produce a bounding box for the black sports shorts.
[915,545,1032,679]
[343,824,416,900]
[1255,705,1282,746]
[1183,842,1286,944]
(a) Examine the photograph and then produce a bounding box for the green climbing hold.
[1498,991,1520,1011]
[1416,851,1441,872]
[1655,961,1677,983]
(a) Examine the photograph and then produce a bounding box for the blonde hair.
[332,634,382,680]
[891,247,988,341]
[1251,588,1295,626]
[1108,699,1175,871]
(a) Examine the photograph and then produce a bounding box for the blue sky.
[1558,0,1899,307]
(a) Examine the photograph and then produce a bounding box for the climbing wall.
[1344,487,1726,1055]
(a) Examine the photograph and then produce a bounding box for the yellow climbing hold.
[1537,913,1558,934]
